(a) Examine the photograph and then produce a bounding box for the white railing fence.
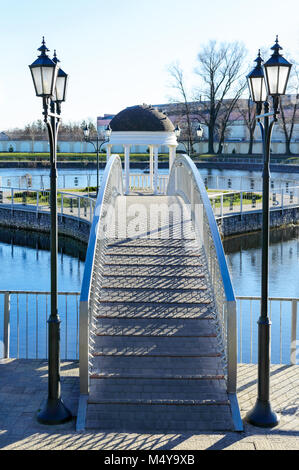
[208,186,299,218]
[0,186,96,223]
[1,171,299,193]
[236,296,298,365]
[167,155,237,394]
[203,174,299,192]
[79,155,123,394]
[0,291,80,360]
[1,292,298,366]
[128,173,169,193]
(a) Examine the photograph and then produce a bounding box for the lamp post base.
[37,398,72,425]
[246,399,279,428]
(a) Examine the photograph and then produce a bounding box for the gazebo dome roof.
[110,104,175,132]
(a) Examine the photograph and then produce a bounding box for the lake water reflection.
[0,224,298,363]
[224,226,299,363]
[0,227,85,359]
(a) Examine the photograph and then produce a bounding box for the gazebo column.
[124,144,131,194]
[153,145,159,194]
[149,145,154,190]
[168,144,177,172]
[106,144,112,161]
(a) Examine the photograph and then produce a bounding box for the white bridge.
[78,154,242,433]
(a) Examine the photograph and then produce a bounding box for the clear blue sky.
[0,0,298,129]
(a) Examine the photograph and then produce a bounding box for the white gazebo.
[107,104,178,194]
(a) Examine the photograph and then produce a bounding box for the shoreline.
[0,160,299,173]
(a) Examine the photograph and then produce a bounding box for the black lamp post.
[246,37,292,428]
[29,38,72,425]
[83,124,112,195]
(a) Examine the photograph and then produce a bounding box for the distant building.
[0,132,9,141]
[97,96,299,154]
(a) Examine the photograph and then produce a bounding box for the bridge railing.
[79,155,123,394]
[208,186,299,218]
[236,296,298,365]
[0,186,96,223]
[128,173,169,193]
[1,291,297,366]
[167,155,237,393]
[0,290,80,360]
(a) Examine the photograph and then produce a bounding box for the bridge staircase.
[79,155,242,433]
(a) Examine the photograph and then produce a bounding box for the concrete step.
[107,238,198,248]
[104,255,204,266]
[98,287,211,304]
[96,302,214,319]
[105,245,202,257]
[102,264,207,277]
[88,397,229,406]
[89,376,227,397]
[94,318,216,337]
[85,402,234,432]
[90,355,225,378]
[92,335,221,357]
[101,275,206,290]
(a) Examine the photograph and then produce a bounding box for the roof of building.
[0,132,9,141]
[109,104,175,132]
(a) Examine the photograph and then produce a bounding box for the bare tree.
[168,62,194,154]
[235,97,257,154]
[194,40,247,154]
[215,92,246,154]
[278,63,299,155]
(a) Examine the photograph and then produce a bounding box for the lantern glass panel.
[265,66,278,95]
[278,66,290,94]
[54,75,67,101]
[42,66,56,96]
[31,67,43,96]
[248,76,267,102]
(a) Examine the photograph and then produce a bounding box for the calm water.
[224,226,299,363]
[0,225,298,363]
[0,228,85,359]
[0,166,299,190]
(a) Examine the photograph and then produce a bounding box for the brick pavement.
[0,360,298,450]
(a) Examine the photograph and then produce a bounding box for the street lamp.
[83,124,112,195]
[245,37,292,428]
[196,124,203,139]
[174,125,181,138]
[29,38,72,425]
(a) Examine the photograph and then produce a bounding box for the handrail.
[168,155,235,301]
[236,296,298,365]
[208,186,299,218]
[0,185,96,223]
[1,290,80,360]
[79,155,123,394]
[167,154,237,393]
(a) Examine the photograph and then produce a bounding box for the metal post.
[240,191,243,214]
[4,292,10,359]
[291,299,298,365]
[36,191,39,218]
[11,188,14,214]
[96,137,99,196]
[37,99,71,425]
[227,300,237,394]
[220,194,223,218]
[246,101,279,428]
